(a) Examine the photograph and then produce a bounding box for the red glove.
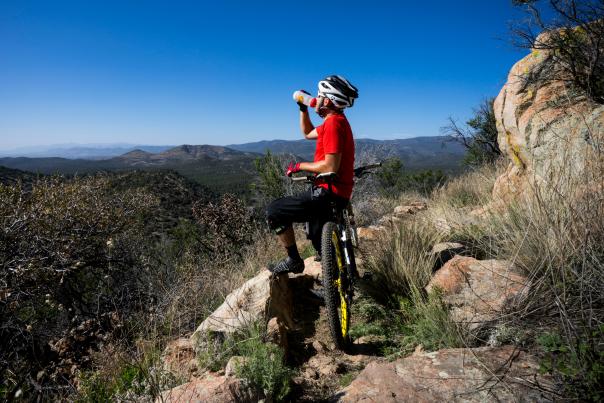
[285,162,301,177]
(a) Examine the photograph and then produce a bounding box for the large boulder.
[334,345,554,402]
[493,34,604,203]
[426,256,528,330]
[190,270,294,349]
[159,374,260,403]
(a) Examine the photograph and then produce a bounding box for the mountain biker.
[266,75,359,274]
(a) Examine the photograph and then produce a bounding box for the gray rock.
[190,270,293,350]
[334,346,555,402]
[426,256,529,330]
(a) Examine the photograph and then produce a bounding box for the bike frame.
[291,163,380,345]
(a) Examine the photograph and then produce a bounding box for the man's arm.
[300,111,318,140]
[300,153,341,174]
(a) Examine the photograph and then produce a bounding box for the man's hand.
[285,161,301,177]
[297,89,310,113]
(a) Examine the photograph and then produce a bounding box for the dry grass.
[366,218,442,298]
[423,128,604,398]
[75,224,295,401]
[484,155,603,398]
[362,217,465,354]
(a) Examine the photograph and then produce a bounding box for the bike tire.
[321,221,351,350]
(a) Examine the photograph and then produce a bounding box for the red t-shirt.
[314,113,355,199]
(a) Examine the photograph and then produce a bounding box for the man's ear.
[323,97,331,107]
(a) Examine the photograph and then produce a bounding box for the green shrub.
[394,289,464,355]
[0,175,157,399]
[196,332,239,372]
[236,332,293,401]
[443,98,501,167]
[376,157,447,196]
[338,372,357,388]
[252,150,288,202]
[537,329,604,401]
[196,322,294,401]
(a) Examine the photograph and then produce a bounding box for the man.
[266,75,359,274]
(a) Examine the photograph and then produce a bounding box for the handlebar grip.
[291,176,310,182]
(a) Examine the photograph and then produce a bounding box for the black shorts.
[266,187,349,249]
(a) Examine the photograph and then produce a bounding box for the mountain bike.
[291,163,381,350]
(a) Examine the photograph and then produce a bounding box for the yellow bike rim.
[331,231,349,338]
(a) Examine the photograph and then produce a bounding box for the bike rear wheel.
[321,221,351,350]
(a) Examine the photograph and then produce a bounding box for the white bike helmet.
[317,75,359,109]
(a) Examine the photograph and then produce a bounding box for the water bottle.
[292,90,317,107]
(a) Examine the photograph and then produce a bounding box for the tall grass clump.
[425,162,503,257]
[366,219,442,298]
[364,218,465,354]
[459,125,604,399]
[431,161,501,211]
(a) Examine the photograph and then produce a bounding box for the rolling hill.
[0,137,468,195]
[0,145,259,195]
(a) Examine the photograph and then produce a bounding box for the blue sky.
[0,1,528,149]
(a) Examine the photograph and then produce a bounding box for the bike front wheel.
[321,221,351,350]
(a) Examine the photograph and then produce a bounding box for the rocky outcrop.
[334,345,554,402]
[493,35,604,203]
[357,202,428,240]
[426,256,529,330]
[190,270,294,349]
[159,373,261,403]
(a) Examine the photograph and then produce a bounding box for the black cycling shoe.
[268,257,305,275]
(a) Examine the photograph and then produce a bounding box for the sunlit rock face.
[493,31,604,204]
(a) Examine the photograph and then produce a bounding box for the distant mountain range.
[0,144,175,160]
[227,136,466,170]
[0,137,467,193]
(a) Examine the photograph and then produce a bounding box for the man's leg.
[277,226,302,262]
[265,192,316,274]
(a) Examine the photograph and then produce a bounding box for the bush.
[537,329,604,401]
[192,193,256,258]
[376,157,446,196]
[394,290,465,354]
[365,218,442,299]
[442,98,501,166]
[252,150,289,203]
[0,175,157,399]
[196,322,293,401]
[235,325,293,401]
[511,0,604,103]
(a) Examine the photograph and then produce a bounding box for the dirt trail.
[286,258,383,402]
